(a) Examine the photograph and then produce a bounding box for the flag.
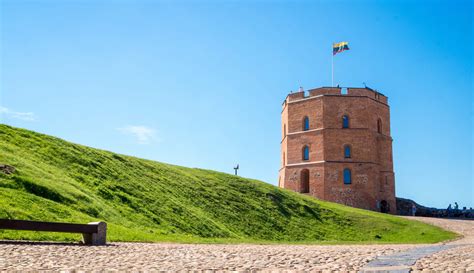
[333,42,349,55]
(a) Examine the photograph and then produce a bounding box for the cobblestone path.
[0,217,472,272]
[409,217,474,272]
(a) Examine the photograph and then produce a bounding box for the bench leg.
[82,222,107,246]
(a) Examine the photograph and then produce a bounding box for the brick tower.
[278,87,396,214]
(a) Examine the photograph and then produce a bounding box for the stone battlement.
[285,87,388,105]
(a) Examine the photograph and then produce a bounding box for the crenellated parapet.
[283,87,388,107]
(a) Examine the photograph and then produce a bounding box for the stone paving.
[409,217,474,272]
[359,217,474,272]
[0,217,472,272]
[361,244,459,272]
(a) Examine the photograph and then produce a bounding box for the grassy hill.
[0,124,456,244]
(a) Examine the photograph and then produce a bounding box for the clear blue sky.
[1,0,472,208]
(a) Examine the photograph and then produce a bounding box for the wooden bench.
[0,219,107,245]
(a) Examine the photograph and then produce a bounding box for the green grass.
[0,124,456,244]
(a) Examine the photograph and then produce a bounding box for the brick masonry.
[279,87,396,214]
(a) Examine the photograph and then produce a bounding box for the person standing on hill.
[411,203,417,216]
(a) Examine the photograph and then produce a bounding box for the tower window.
[303,116,309,131]
[344,145,351,158]
[284,124,287,138]
[300,169,310,193]
[342,115,349,128]
[343,168,352,184]
[303,146,309,161]
[377,119,382,134]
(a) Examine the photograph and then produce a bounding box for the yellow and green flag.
[333,42,349,55]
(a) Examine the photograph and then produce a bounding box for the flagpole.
[331,45,334,87]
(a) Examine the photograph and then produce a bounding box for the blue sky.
[1,0,472,208]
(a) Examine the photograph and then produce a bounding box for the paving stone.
[0,217,472,271]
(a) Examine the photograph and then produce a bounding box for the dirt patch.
[0,164,15,175]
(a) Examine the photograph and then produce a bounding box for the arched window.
[344,145,351,158]
[283,124,287,138]
[300,169,310,193]
[343,168,351,184]
[283,152,285,166]
[377,119,382,134]
[302,146,309,161]
[303,116,310,131]
[342,115,349,128]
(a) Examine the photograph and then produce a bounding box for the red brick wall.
[284,164,325,199]
[279,87,396,214]
[323,162,379,210]
[287,98,323,133]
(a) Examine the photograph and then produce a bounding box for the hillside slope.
[0,124,455,243]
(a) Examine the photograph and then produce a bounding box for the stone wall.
[396,197,474,218]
